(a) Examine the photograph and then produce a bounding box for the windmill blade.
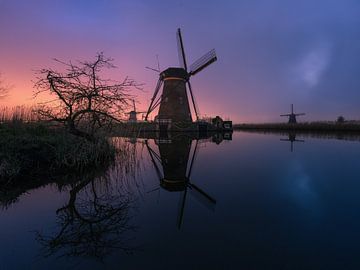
[295,113,306,116]
[177,28,188,71]
[280,114,291,117]
[187,81,200,121]
[145,78,163,121]
[189,49,217,76]
[187,139,199,179]
[177,189,188,229]
[145,66,160,73]
[188,183,216,211]
[156,54,160,71]
[147,187,160,193]
[145,140,163,180]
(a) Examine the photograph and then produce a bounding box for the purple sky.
[1,0,360,122]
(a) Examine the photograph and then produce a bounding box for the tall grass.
[0,122,115,183]
[0,105,41,123]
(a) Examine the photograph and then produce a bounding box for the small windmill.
[280,132,305,152]
[145,28,217,123]
[280,104,305,124]
[126,99,146,123]
[145,137,216,229]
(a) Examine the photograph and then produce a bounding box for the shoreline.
[233,122,360,133]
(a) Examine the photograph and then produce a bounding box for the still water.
[1,131,360,269]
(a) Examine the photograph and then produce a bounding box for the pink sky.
[1,1,360,123]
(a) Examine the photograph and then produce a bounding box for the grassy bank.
[234,122,360,132]
[0,122,115,185]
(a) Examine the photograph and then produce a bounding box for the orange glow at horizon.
[1,52,246,122]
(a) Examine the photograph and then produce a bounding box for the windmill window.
[164,97,168,102]
[179,97,183,104]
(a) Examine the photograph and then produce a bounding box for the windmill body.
[158,135,192,191]
[128,111,138,122]
[157,68,192,123]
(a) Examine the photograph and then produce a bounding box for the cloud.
[296,42,332,88]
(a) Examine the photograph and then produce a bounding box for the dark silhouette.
[280,104,305,124]
[337,115,345,123]
[36,175,136,259]
[145,28,217,123]
[35,140,143,259]
[145,134,217,229]
[34,53,142,141]
[126,99,146,123]
[280,132,305,152]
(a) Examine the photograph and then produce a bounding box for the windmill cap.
[161,67,189,80]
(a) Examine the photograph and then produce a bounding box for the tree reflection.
[36,138,144,259]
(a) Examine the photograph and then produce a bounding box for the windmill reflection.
[145,134,217,229]
[280,132,305,152]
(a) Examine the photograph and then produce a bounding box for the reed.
[0,122,116,184]
[0,105,40,123]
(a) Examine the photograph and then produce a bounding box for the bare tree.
[34,53,142,141]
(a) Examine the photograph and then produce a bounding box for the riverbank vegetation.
[234,121,360,132]
[0,122,115,185]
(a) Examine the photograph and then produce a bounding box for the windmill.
[280,104,305,124]
[280,132,305,152]
[145,28,217,125]
[126,99,146,123]
[145,136,216,229]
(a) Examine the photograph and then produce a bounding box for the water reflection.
[145,134,223,228]
[2,131,360,269]
[280,132,305,152]
[35,138,143,259]
[34,132,231,259]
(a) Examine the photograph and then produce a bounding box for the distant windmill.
[280,104,305,124]
[145,137,216,229]
[145,28,217,123]
[126,99,146,123]
[280,132,305,152]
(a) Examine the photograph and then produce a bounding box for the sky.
[0,0,360,123]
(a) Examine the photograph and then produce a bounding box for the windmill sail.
[189,49,217,76]
[177,189,188,229]
[145,78,163,121]
[187,80,200,121]
[188,183,216,211]
[177,28,188,70]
